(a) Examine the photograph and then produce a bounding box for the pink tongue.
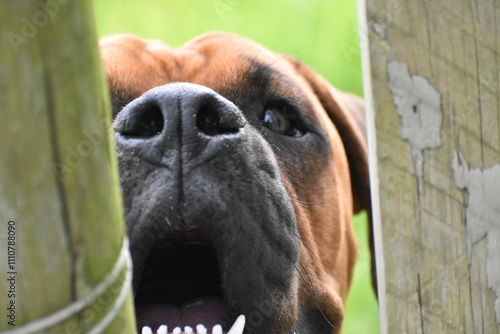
[136,304,182,329]
[136,296,230,331]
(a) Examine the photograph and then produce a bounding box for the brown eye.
[262,105,304,137]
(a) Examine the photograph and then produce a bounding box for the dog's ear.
[285,57,377,292]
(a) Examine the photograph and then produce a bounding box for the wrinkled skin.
[100,32,371,334]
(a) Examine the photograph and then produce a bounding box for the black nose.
[113,83,246,163]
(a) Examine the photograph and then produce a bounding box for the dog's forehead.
[99,33,307,100]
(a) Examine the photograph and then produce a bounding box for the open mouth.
[135,226,245,334]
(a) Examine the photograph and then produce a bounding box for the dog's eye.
[262,105,304,137]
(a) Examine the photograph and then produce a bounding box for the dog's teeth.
[212,324,223,334]
[184,326,193,333]
[227,315,246,334]
[157,325,167,334]
[196,324,207,334]
[172,327,181,334]
[141,326,153,334]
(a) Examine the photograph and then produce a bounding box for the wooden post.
[0,1,136,333]
[359,0,500,333]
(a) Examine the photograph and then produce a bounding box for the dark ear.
[285,57,377,292]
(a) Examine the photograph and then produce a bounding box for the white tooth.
[157,325,167,334]
[212,324,223,334]
[141,326,153,334]
[196,324,207,334]
[184,326,193,333]
[184,300,204,308]
[227,315,246,334]
[173,327,181,334]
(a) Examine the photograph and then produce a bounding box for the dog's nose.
[113,83,246,162]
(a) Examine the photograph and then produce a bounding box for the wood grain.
[0,1,135,332]
[360,0,500,333]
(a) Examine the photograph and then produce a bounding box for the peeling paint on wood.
[452,151,500,322]
[360,0,500,332]
[387,59,442,194]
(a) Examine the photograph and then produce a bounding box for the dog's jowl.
[100,32,371,334]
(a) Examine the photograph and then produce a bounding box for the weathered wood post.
[359,0,500,333]
[0,1,136,333]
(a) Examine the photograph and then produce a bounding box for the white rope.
[87,247,132,334]
[0,237,132,334]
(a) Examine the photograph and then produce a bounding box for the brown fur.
[100,32,371,333]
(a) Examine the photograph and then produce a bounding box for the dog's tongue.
[136,296,230,331]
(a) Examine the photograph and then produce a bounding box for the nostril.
[196,103,242,136]
[118,103,164,139]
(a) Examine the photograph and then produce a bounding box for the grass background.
[93,0,379,332]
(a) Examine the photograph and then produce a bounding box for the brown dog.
[100,32,370,334]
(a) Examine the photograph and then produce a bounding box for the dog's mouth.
[135,226,245,334]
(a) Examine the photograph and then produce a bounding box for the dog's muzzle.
[112,83,299,334]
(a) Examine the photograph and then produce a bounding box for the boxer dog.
[100,32,371,334]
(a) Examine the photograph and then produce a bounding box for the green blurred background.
[93,0,379,332]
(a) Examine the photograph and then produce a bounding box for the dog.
[99,32,371,334]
